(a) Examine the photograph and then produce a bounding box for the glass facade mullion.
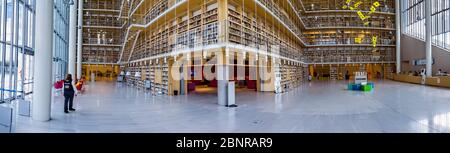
[13,0,19,98]
[1,0,6,101]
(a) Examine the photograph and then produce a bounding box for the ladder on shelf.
[330,67,338,80]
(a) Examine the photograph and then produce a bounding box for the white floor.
[12,80,450,133]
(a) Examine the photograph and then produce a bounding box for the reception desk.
[426,76,450,88]
[393,74,450,88]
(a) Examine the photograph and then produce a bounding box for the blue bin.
[353,84,361,90]
[348,83,354,90]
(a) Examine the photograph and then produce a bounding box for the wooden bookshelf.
[277,61,307,92]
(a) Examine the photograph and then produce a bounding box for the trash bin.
[227,82,237,107]
[348,83,354,90]
[174,90,178,96]
[18,99,31,117]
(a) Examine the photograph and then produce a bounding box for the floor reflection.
[12,80,450,133]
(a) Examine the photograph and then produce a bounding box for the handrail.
[127,30,142,63]
[0,88,24,93]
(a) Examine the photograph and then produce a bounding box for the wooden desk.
[393,74,450,88]
[393,74,422,84]
[426,76,450,88]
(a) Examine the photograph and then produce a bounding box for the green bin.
[362,85,372,92]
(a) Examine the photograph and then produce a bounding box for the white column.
[425,0,432,77]
[217,49,229,106]
[217,65,228,106]
[395,0,401,73]
[32,0,54,122]
[68,0,77,76]
[76,0,83,79]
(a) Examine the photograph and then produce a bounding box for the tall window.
[402,0,450,51]
[0,0,35,102]
[0,0,70,103]
[53,0,70,83]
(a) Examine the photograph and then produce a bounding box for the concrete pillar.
[32,0,54,122]
[217,67,229,106]
[425,0,432,77]
[68,0,77,76]
[395,0,401,73]
[217,0,230,106]
[217,49,229,106]
[77,0,83,79]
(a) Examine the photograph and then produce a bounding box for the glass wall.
[0,0,70,103]
[402,0,450,51]
[53,0,70,83]
[0,0,35,102]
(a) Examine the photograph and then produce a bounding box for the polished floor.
[12,80,450,133]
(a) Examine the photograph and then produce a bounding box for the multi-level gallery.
[0,0,450,133]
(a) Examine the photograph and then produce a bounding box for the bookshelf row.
[303,48,395,64]
[131,0,182,25]
[131,0,220,61]
[143,0,169,25]
[125,0,306,63]
[300,0,395,13]
[276,62,308,93]
[84,0,122,11]
[225,2,303,61]
[302,30,395,46]
[301,13,395,29]
[83,14,123,27]
[82,0,123,64]
[126,60,309,95]
[83,29,123,45]
[125,62,171,95]
[82,45,120,63]
[130,1,306,63]
[257,0,304,40]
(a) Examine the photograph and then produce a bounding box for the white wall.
[401,34,450,74]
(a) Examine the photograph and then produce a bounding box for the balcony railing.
[256,0,306,43]
[84,0,121,10]
[130,0,185,25]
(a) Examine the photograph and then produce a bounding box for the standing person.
[345,70,350,80]
[437,69,442,76]
[63,74,77,113]
[420,68,426,85]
